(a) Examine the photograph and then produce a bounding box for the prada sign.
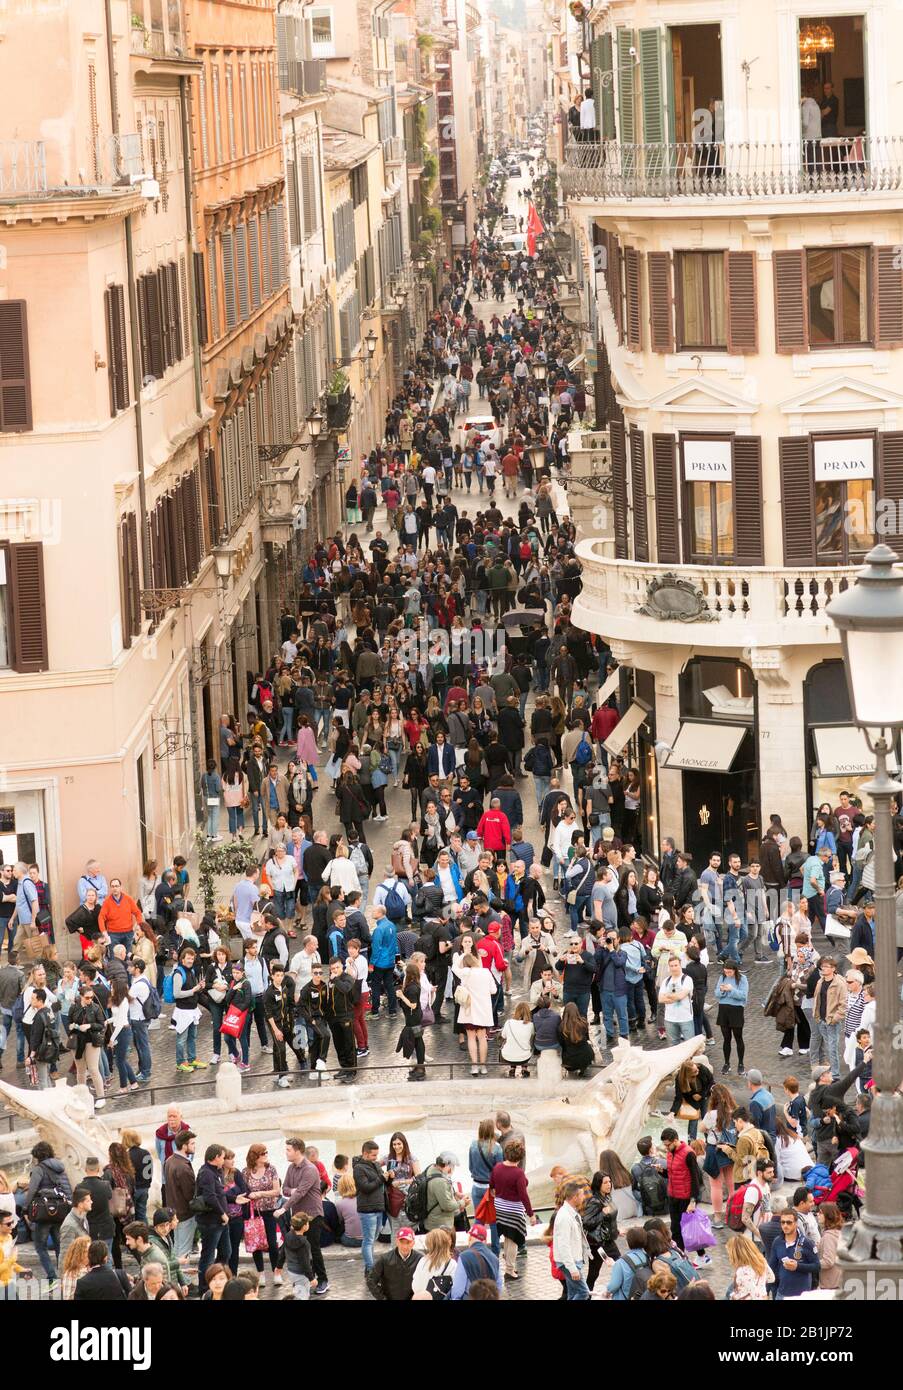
[683,438,732,482]
[813,436,874,482]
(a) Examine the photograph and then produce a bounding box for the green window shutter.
[616,29,635,144]
[600,32,615,139]
[639,28,664,145]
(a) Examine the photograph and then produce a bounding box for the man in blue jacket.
[596,931,629,1044]
[449,1224,503,1299]
[368,909,399,1018]
[768,1209,820,1299]
[747,1069,777,1138]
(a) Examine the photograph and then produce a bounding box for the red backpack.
[726,1181,761,1232]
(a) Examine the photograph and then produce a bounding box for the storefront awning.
[603,700,651,757]
[667,721,747,772]
[596,667,620,707]
[813,726,899,777]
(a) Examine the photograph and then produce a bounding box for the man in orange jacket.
[477,799,512,857]
[97,878,143,945]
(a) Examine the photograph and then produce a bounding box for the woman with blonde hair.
[455,952,497,1076]
[726,1233,773,1300]
[0,1171,16,1226]
[333,1173,364,1248]
[132,920,159,988]
[500,1001,535,1078]
[641,1268,678,1300]
[61,1234,91,1299]
[817,1202,845,1290]
[411,1226,456,1299]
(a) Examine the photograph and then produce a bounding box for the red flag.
[526,201,545,258]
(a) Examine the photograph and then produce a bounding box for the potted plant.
[326,368,351,428]
[326,367,348,399]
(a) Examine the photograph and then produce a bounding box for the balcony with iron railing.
[130,22,186,57]
[560,136,903,203]
[382,134,405,166]
[572,539,851,651]
[0,135,145,199]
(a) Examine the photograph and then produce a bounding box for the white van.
[499,233,527,255]
[460,413,500,449]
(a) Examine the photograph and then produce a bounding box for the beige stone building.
[560,0,903,861]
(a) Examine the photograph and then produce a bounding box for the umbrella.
[502,608,546,633]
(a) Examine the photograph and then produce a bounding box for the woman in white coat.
[455,952,497,1076]
[320,842,361,897]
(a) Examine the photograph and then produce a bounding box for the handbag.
[110,1185,134,1222]
[244,1201,269,1254]
[474,1190,496,1225]
[421,1004,435,1025]
[454,985,471,1008]
[220,1004,248,1038]
[677,1102,700,1122]
[386,1183,405,1218]
[541,845,553,868]
[702,1144,721,1179]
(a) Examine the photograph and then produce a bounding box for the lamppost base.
[837,1217,903,1298]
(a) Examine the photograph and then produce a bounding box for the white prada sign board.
[813,437,874,482]
[683,439,732,482]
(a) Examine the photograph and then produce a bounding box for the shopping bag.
[474,1190,496,1225]
[680,1207,716,1250]
[220,1004,248,1038]
[244,1202,268,1254]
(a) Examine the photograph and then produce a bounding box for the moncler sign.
[813,436,874,482]
[683,438,732,482]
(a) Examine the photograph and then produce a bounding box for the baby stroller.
[814,1146,863,1219]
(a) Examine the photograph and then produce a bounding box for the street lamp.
[212,537,233,584]
[534,304,546,323]
[533,360,547,383]
[528,441,547,472]
[827,543,903,1286]
[307,408,324,440]
[364,328,378,358]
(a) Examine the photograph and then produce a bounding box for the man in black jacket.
[81,1157,115,1250]
[365,1227,422,1300]
[497,697,526,777]
[195,1145,231,1289]
[353,1142,388,1273]
[326,958,358,1084]
[452,776,484,833]
[264,965,306,1086]
[659,838,679,896]
[673,853,698,911]
[73,1241,130,1300]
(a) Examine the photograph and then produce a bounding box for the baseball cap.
[396,1227,416,1242]
[466,831,479,840]
[812,1063,832,1082]
[746,1069,763,1086]
[152,1207,175,1227]
[470,1223,488,1242]
[437,1150,459,1167]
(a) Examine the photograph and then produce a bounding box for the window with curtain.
[676,251,726,350]
[686,481,734,561]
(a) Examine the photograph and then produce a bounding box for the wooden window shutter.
[105,286,129,415]
[652,433,680,564]
[647,252,673,353]
[624,247,642,350]
[248,216,261,309]
[726,252,758,355]
[119,517,133,649]
[638,28,664,145]
[126,512,140,638]
[778,436,815,565]
[136,276,151,380]
[145,273,164,379]
[158,265,172,370]
[878,432,903,550]
[874,246,903,347]
[179,256,190,356]
[203,446,220,544]
[599,32,615,140]
[8,542,48,671]
[616,29,635,144]
[732,436,764,565]
[610,238,623,343]
[629,426,649,560]
[610,419,629,559]
[286,160,300,246]
[168,263,183,361]
[0,301,33,432]
[773,250,807,353]
[221,230,237,329]
[193,251,208,346]
[235,222,249,321]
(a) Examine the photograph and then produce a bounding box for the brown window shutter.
[0,300,33,432]
[203,446,221,543]
[105,286,129,415]
[652,433,680,563]
[647,252,673,353]
[193,251,209,347]
[8,542,48,671]
[624,248,642,351]
[136,276,151,380]
[126,511,140,637]
[145,274,164,380]
[878,432,903,550]
[184,469,201,578]
[174,484,187,587]
[726,252,758,354]
[732,436,764,565]
[159,266,173,370]
[629,426,649,560]
[610,419,629,559]
[168,263,183,361]
[773,250,807,353]
[874,247,903,348]
[778,436,815,564]
[119,517,133,649]
[104,288,118,416]
[610,238,623,343]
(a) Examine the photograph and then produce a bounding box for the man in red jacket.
[661,1126,709,1265]
[477,799,511,857]
[590,703,620,764]
[97,878,143,945]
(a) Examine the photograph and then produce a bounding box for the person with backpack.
[373,872,411,928]
[409,1152,465,1234]
[26,987,59,1090]
[721,1106,770,1186]
[660,1127,709,1267]
[25,1141,72,1281]
[631,1136,669,1217]
[127,959,158,1084]
[726,1155,776,1245]
[447,1223,501,1299]
[346,833,373,906]
[368,909,399,1019]
[603,1226,650,1300]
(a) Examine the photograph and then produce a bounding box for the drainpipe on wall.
[179,75,204,421]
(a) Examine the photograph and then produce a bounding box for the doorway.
[669,24,723,145]
[798,16,867,154]
[682,757,760,865]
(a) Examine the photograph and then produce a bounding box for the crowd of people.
[0,164,880,1303]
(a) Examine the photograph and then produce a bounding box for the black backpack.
[403,1171,435,1229]
[29,1172,71,1226]
[626,1252,653,1301]
[638,1164,669,1216]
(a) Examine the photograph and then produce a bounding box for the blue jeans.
[720,924,741,964]
[564,1263,591,1300]
[811,1018,842,1078]
[533,775,550,813]
[666,1018,696,1045]
[0,1007,11,1054]
[227,805,245,834]
[360,1211,382,1271]
[602,991,629,1040]
[314,707,331,741]
[225,1012,252,1065]
[280,707,294,742]
[114,1026,138,1086]
[197,1221,232,1288]
[470,1183,500,1255]
[626,980,646,1028]
[0,920,15,956]
[206,803,220,837]
[33,1221,60,1279]
[132,1019,151,1078]
[563,989,590,1018]
[274,889,294,920]
[370,967,397,1015]
[175,1023,198,1065]
[249,789,267,835]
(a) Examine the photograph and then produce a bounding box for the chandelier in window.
[800,48,818,69]
[799,20,835,57]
